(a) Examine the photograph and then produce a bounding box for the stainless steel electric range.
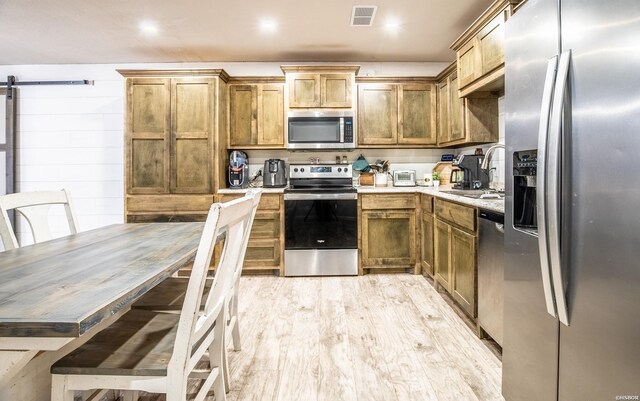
[284,163,357,276]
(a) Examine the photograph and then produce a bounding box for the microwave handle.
[339,118,345,143]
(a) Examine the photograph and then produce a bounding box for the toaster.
[393,170,417,187]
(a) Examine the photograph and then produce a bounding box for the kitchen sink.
[440,189,505,199]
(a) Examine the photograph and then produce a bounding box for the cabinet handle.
[536,56,559,318]
[547,50,572,327]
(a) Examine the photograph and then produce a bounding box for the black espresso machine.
[228,150,249,188]
[452,154,489,189]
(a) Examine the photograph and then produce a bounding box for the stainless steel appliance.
[477,209,504,347]
[228,150,249,188]
[286,110,355,150]
[452,154,489,190]
[263,159,287,188]
[504,1,640,400]
[284,163,357,276]
[392,170,416,187]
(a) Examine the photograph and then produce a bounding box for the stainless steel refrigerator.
[503,0,640,400]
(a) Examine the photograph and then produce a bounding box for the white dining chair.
[131,189,262,392]
[0,189,79,251]
[50,195,256,401]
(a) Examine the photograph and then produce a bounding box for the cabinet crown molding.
[356,76,437,84]
[450,0,521,50]
[117,69,231,82]
[280,65,361,74]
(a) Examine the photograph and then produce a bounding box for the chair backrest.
[0,189,79,250]
[169,191,257,386]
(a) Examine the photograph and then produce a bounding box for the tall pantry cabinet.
[119,69,229,222]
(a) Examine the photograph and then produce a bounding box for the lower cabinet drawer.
[361,194,417,210]
[249,210,280,239]
[244,238,280,268]
[435,198,476,232]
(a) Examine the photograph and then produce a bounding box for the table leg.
[0,350,38,386]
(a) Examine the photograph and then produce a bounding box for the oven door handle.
[284,193,358,201]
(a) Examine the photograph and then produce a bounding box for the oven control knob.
[301,168,305,172]
[344,167,349,174]
[294,168,299,173]
[338,168,342,172]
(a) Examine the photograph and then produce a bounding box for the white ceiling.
[0,0,494,65]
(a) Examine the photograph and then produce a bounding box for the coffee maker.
[263,159,287,187]
[452,154,489,189]
[228,150,249,188]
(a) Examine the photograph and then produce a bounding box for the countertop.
[217,187,286,194]
[218,185,504,214]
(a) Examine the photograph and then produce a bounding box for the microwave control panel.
[344,119,353,143]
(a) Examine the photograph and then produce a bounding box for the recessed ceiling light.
[259,19,278,33]
[139,20,159,36]
[385,18,401,33]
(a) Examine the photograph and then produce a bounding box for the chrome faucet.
[481,143,505,170]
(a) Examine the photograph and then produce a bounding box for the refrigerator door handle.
[547,50,572,326]
[536,56,559,318]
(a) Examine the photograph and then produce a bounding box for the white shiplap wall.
[0,61,449,244]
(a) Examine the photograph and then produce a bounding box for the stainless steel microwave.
[286,111,355,150]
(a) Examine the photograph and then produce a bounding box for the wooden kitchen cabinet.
[398,84,437,145]
[217,193,283,275]
[451,0,518,97]
[281,66,359,109]
[229,82,284,148]
[358,81,437,147]
[421,194,435,277]
[433,198,478,317]
[451,226,477,316]
[434,218,452,292]
[436,63,498,147]
[358,84,398,145]
[359,194,419,274]
[120,69,229,222]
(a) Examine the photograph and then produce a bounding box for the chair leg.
[210,315,227,401]
[222,342,231,393]
[51,375,74,401]
[230,291,241,351]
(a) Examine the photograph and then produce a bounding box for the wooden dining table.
[0,222,204,401]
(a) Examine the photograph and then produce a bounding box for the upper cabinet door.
[457,39,479,89]
[449,74,465,142]
[398,84,437,145]
[320,74,352,108]
[479,11,507,76]
[126,78,171,194]
[289,74,320,108]
[358,84,398,146]
[257,84,284,146]
[229,85,257,146]
[437,80,450,145]
[171,78,214,194]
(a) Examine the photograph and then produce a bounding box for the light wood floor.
[139,274,503,401]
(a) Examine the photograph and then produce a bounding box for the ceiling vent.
[351,5,377,27]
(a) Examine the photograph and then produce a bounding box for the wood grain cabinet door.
[257,84,284,146]
[320,74,352,108]
[358,84,398,146]
[229,85,257,146]
[437,80,450,145]
[249,210,280,239]
[421,211,434,277]
[478,11,506,76]
[457,38,479,89]
[434,218,452,292]
[361,210,415,267]
[170,78,214,194]
[451,226,477,317]
[398,84,437,146]
[244,238,280,268]
[449,73,465,143]
[126,78,171,194]
[289,74,320,108]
